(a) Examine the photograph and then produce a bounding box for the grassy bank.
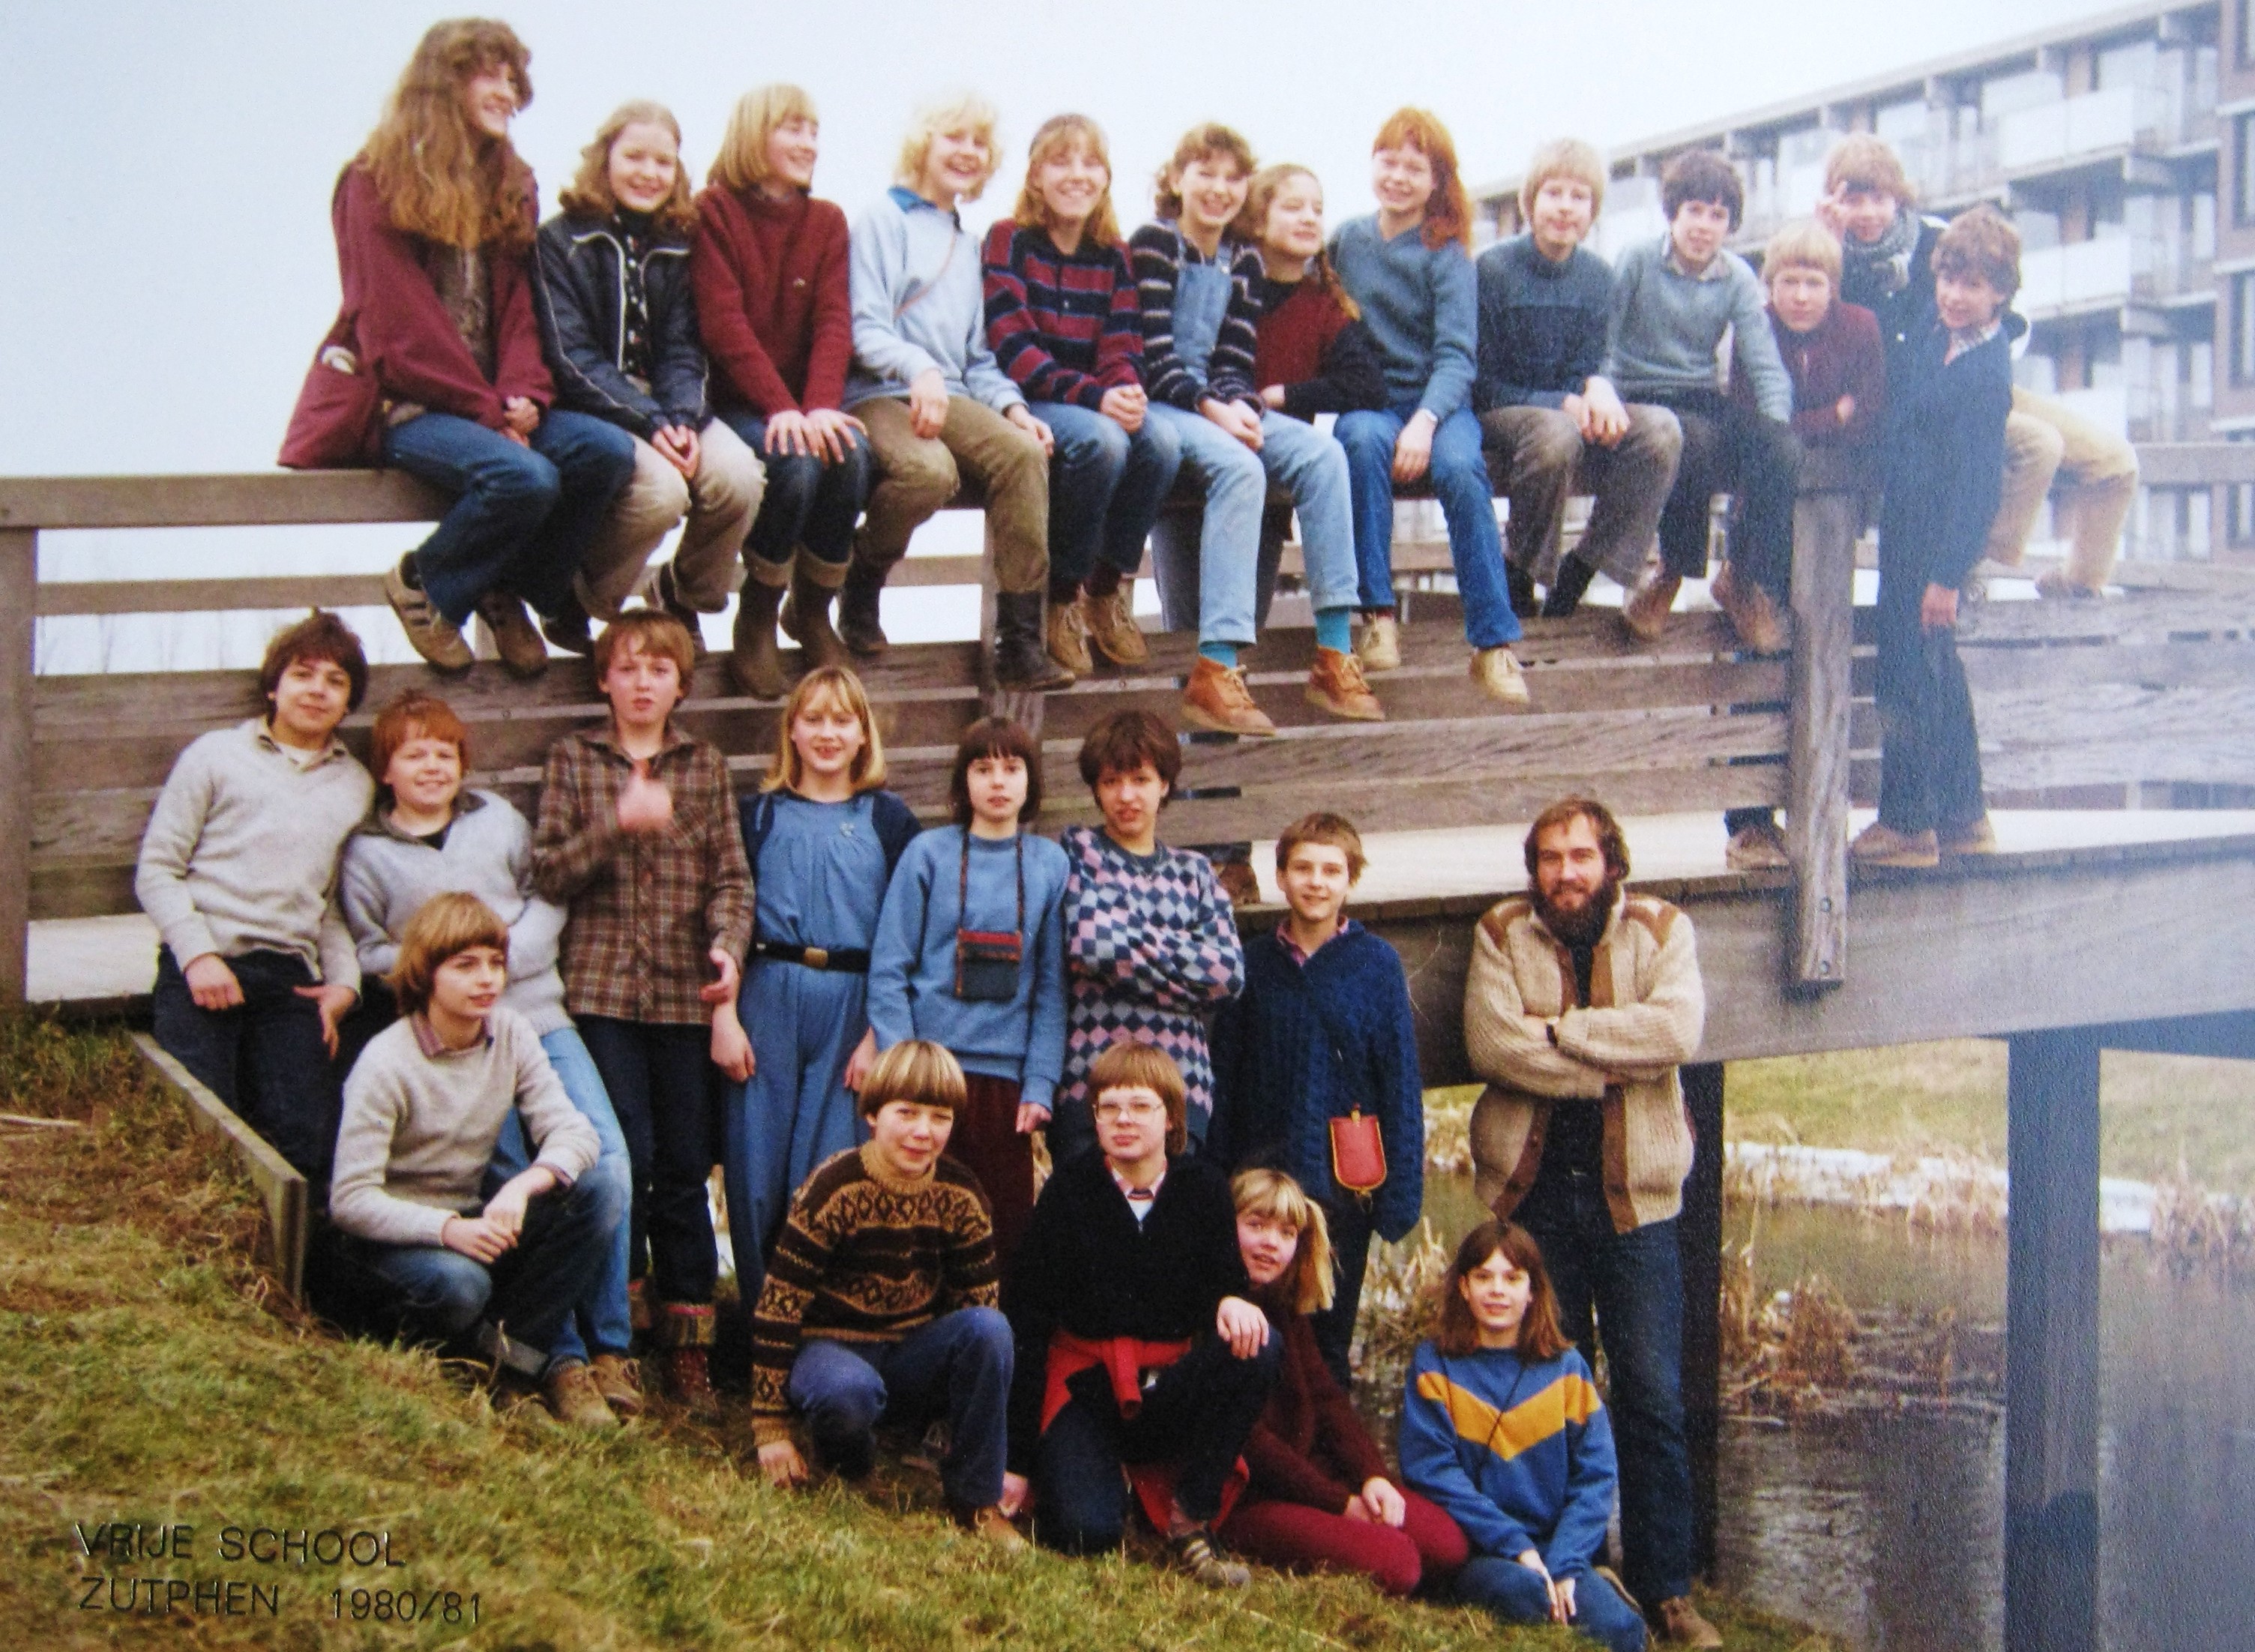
[0,1019,1831,1651]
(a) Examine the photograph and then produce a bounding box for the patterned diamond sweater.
[747,1142,999,1445]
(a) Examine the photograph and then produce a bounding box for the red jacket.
[328,163,552,431]
[690,185,853,416]
[1241,1306,1390,1510]
[1733,299,1885,449]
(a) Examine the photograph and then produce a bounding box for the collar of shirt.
[582,720,694,765]
[411,1013,493,1060]
[1110,1162,1166,1220]
[253,720,347,769]
[1661,236,1728,283]
[1278,917,1347,967]
[887,184,959,226]
[1945,319,2001,362]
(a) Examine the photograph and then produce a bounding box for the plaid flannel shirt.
[531,723,753,1025]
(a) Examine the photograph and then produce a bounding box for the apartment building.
[1474,1,2255,564]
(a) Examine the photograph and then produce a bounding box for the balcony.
[2017,238,2213,322]
[1996,85,2175,175]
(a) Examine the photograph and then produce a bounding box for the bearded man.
[1462,796,1718,1649]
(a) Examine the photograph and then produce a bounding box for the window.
[2241,0,2255,69]
[2238,115,2255,226]
[2233,273,2255,386]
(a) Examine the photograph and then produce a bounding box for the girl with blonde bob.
[692,84,872,699]
[1211,1170,1469,1597]
[723,666,924,1310]
[533,100,768,651]
[289,19,635,680]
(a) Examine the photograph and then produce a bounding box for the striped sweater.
[1128,222,1265,411]
[747,1142,999,1445]
[981,220,1143,409]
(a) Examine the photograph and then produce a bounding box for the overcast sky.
[1,0,2122,478]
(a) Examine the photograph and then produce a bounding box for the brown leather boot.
[1710,560,1784,653]
[1181,656,1275,736]
[544,1359,620,1430]
[474,590,550,679]
[1046,592,1094,676]
[1081,584,1149,666]
[588,1351,645,1418]
[1304,646,1383,721]
[655,1302,720,1420]
[780,558,849,673]
[1622,569,1683,642]
[729,569,788,699]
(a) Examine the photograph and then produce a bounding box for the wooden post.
[2005,1025,2102,1652]
[0,529,35,1007]
[1676,1059,1725,1579]
[1785,481,1855,989]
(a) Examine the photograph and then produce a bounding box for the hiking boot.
[951,1503,1029,1555]
[589,1352,645,1418]
[1469,645,1531,707]
[544,1359,621,1430]
[1651,1593,1724,1648]
[385,558,474,674]
[1506,561,1540,618]
[1305,646,1383,721]
[1939,815,1998,857]
[992,592,1076,691]
[651,563,707,657]
[475,591,550,679]
[541,594,594,657]
[1354,611,1401,673]
[1212,859,1262,908]
[1726,819,1791,871]
[2033,566,2103,601]
[780,561,850,674]
[1166,1526,1250,1589]
[729,573,788,699]
[1710,561,1785,653]
[1181,656,1275,736]
[1541,555,1598,619]
[1083,585,1148,666]
[1622,570,1682,643]
[836,568,889,657]
[1046,593,1093,676]
[1848,820,1939,869]
[660,1345,720,1420]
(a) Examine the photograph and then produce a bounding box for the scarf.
[1846,208,1923,298]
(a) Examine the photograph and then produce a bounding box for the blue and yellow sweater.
[1398,1340,1618,1577]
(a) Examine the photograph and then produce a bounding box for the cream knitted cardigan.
[1463,891,1705,1233]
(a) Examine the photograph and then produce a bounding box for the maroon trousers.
[1219,1489,1468,1597]
[954,1073,1036,1276]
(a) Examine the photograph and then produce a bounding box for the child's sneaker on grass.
[544,1359,621,1430]
[1651,1592,1724,1648]
[589,1352,644,1417]
[1166,1525,1250,1589]
[951,1503,1029,1555]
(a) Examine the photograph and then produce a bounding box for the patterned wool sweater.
[747,1143,999,1444]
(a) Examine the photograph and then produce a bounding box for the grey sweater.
[134,720,373,989]
[338,789,572,1036]
[330,1007,598,1248]
[1605,236,1792,422]
[846,187,1023,412]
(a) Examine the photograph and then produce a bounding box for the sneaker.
[475,591,550,679]
[2033,566,2104,601]
[1725,819,1791,871]
[1939,815,1998,857]
[1045,595,1093,676]
[1083,585,1149,666]
[1622,570,1683,643]
[1710,562,1785,653]
[660,1345,720,1420]
[1469,645,1531,707]
[543,1359,621,1430]
[1353,612,1401,674]
[384,560,474,674]
[1305,647,1384,721]
[1181,657,1277,737]
[1651,1593,1725,1648]
[589,1352,645,1418]
[1848,820,1939,869]
[1166,1526,1250,1590]
[951,1503,1029,1555]
[1212,860,1262,908]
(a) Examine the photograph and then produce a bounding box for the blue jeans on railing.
[1336,403,1521,649]
[713,411,873,572]
[1141,403,1268,648]
[383,409,635,624]
[1038,401,1182,588]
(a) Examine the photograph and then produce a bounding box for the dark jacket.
[1839,214,1944,392]
[531,211,707,437]
[1879,322,2013,598]
[1473,234,1612,414]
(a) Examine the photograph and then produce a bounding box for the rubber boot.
[837,564,890,657]
[1541,555,1598,618]
[728,564,789,699]
[991,591,1076,691]
[780,555,850,674]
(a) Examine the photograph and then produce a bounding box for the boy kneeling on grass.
[328,893,622,1425]
[748,1040,1026,1552]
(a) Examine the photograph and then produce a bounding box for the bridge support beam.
[0,528,34,1007]
[1676,1060,1726,1579]
[2005,1025,2101,1652]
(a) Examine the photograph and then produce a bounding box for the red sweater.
[1735,300,1886,448]
[691,185,853,416]
[1241,1304,1390,1510]
[330,163,552,430]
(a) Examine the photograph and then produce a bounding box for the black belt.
[753,941,870,974]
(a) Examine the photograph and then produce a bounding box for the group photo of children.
[131,10,2078,1648]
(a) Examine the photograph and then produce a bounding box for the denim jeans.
[576,1016,719,1306]
[383,408,636,624]
[1032,1332,1282,1553]
[1141,401,1268,648]
[1455,1556,1649,1652]
[1336,403,1520,648]
[345,1171,624,1378]
[1520,1174,1696,1606]
[487,1025,634,1363]
[786,1308,1014,1507]
[714,410,873,573]
[1038,400,1182,588]
[1874,598,1985,836]
[150,944,340,1184]
[1256,412,1359,615]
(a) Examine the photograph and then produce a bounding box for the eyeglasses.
[1093,1098,1166,1123]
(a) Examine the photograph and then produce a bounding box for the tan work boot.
[1939,815,1998,857]
[1622,570,1682,643]
[729,571,788,699]
[1046,594,1093,675]
[1083,585,1148,665]
[1353,611,1401,673]
[384,558,474,674]
[1181,656,1276,736]
[589,1351,645,1418]
[951,1503,1029,1555]
[781,559,851,673]
[1725,819,1791,871]
[1469,645,1531,706]
[1306,646,1384,721]
[544,1359,621,1430]
[1848,820,1939,868]
[1709,561,1785,653]
[1651,1593,1724,1648]
[475,591,551,680]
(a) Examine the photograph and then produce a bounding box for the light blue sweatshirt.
[1328,213,1480,421]
[846,187,1023,412]
[1605,234,1792,421]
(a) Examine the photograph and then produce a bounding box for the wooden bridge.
[3,452,2251,1652]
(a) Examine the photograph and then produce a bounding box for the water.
[1402,1177,2255,1652]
